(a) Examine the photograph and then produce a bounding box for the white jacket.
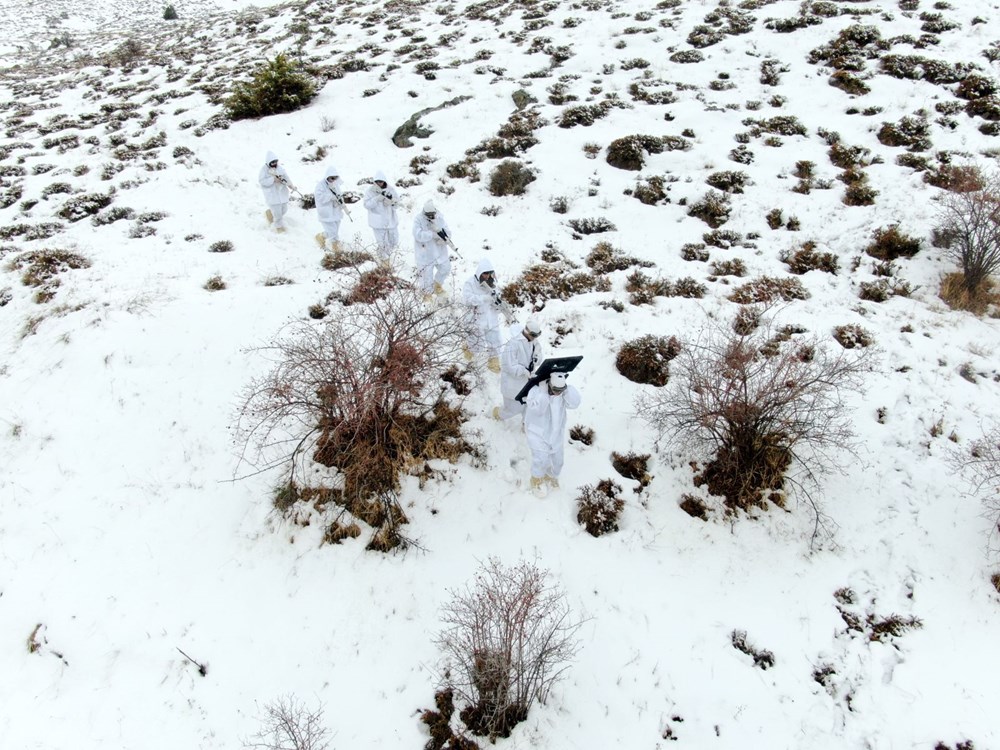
[413,211,450,260]
[501,323,542,400]
[314,166,344,223]
[462,258,500,331]
[525,382,582,451]
[258,150,293,205]
[363,170,399,229]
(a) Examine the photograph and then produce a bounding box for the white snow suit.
[363,170,399,257]
[524,381,582,479]
[461,258,503,358]
[500,323,543,420]
[412,210,451,294]
[258,150,295,229]
[314,166,345,243]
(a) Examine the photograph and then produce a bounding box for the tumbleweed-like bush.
[638,314,871,527]
[436,559,581,740]
[238,279,475,551]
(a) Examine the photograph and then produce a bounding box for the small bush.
[549,196,569,214]
[859,278,914,302]
[731,630,776,670]
[615,335,681,387]
[833,324,874,348]
[501,263,610,308]
[710,258,747,277]
[611,451,651,487]
[91,206,135,226]
[830,70,871,95]
[843,180,878,206]
[163,4,178,20]
[865,225,920,260]
[576,480,625,536]
[679,494,709,520]
[204,275,226,291]
[706,170,749,194]
[606,135,665,171]
[729,276,810,304]
[703,230,743,249]
[681,243,709,262]
[687,191,731,228]
[225,54,317,121]
[586,242,652,274]
[766,208,784,229]
[732,306,760,335]
[569,425,595,445]
[488,160,536,196]
[781,241,839,274]
[209,240,234,253]
[58,193,112,222]
[321,248,373,270]
[877,115,932,151]
[568,217,616,235]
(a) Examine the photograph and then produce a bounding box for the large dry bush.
[243,696,330,750]
[436,559,581,741]
[637,315,871,536]
[934,168,1000,303]
[238,281,473,550]
[953,429,1000,556]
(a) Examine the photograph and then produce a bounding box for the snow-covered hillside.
[1,0,998,748]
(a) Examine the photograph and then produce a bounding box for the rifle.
[437,228,461,258]
[329,186,354,223]
[489,287,516,326]
[273,172,303,199]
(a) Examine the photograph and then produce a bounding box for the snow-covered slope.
[1,0,998,748]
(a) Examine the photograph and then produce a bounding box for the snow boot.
[487,356,501,374]
[545,475,560,489]
[491,406,501,421]
[276,226,287,234]
[530,476,546,496]
[462,346,474,362]
[265,209,273,224]
[315,233,326,249]
[433,281,445,296]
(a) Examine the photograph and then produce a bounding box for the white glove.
[268,168,277,176]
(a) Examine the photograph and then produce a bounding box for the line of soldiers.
[258,152,581,493]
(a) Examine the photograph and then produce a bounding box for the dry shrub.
[638,314,870,519]
[687,190,731,228]
[420,689,480,750]
[321,248,373,270]
[344,265,400,305]
[991,573,1000,594]
[322,519,362,545]
[858,278,913,302]
[576,479,625,536]
[709,258,746,277]
[615,335,681,386]
[925,164,986,192]
[238,285,473,551]
[243,695,330,750]
[7,249,90,294]
[569,425,595,445]
[488,160,536,196]
[731,630,775,670]
[781,241,839,274]
[606,134,665,171]
[934,169,1000,299]
[585,241,652,274]
[733,306,761,335]
[626,271,705,304]
[843,180,878,206]
[706,170,750,194]
[611,451,651,487]
[437,559,580,740]
[226,54,317,120]
[568,217,616,235]
[501,262,610,308]
[877,115,931,151]
[939,272,999,314]
[728,276,810,304]
[865,225,920,260]
[832,324,874,348]
[679,494,709,520]
[681,243,709,262]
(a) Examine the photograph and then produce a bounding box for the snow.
[1,0,999,748]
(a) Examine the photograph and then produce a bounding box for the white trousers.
[529,443,564,479]
[320,219,341,242]
[372,227,399,257]
[268,201,288,229]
